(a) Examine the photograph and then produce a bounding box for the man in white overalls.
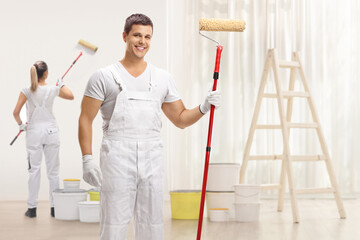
[78,13,221,240]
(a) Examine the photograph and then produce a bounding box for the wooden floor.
[1,199,359,240]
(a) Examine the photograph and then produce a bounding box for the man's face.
[123,24,152,59]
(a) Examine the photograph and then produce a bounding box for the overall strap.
[109,64,125,91]
[26,89,40,107]
[148,64,158,93]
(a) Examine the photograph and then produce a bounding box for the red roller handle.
[10,122,28,146]
[196,45,223,240]
[59,51,83,82]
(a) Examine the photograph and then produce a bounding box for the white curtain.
[165,0,360,197]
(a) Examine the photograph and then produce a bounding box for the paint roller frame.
[196,18,246,240]
[60,39,98,80]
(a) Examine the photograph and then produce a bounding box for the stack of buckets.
[53,179,101,223]
[206,164,261,222]
[206,163,241,221]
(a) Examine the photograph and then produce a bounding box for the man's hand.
[199,90,221,114]
[82,155,102,187]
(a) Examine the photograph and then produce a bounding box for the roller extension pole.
[10,130,23,146]
[60,51,83,80]
[196,45,223,240]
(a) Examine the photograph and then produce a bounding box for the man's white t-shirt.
[84,62,181,131]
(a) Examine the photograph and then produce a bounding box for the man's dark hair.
[124,13,153,35]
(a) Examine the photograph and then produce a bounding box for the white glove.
[82,155,102,187]
[199,90,221,114]
[56,78,65,88]
[19,122,27,132]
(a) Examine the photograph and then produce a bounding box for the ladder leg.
[278,52,298,212]
[277,159,286,212]
[272,49,300,223]
[296,52,346,219]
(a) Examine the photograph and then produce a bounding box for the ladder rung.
[263,91,310,99]
[290,155,327,161]
[295,187,335,194]
[287,123,318,128]
[282,91,310,98]
[249,155,283,160]
[263,93,277,98]
[256,124,282,129]
[261,184,282,190]
[278,60,300,68]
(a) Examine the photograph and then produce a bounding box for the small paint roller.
[60,39,98,80]
[196,18,246,240]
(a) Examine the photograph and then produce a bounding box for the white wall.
[0,0,173,200]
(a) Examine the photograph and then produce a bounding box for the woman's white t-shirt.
[22,85,60,122]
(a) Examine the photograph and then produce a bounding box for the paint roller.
[60,39,98,80]
[10,39,98,146]
[196,18,245,240]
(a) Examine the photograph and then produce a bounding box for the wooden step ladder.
[239,48,346,223]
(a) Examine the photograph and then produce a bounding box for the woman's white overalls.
[25,87,60,208]
[100,64,164,240]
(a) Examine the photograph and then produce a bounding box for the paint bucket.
[207,163,241,192]
[170,190,201,219]
[78,201,100,223]
[208,208,229,222]
[234,202,261,222]
[88,188,100,201]
[206,192,235,219]
[233,184,261,203]
[63,179,80,190]
[53,189,88,220]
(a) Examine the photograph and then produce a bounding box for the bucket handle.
[235,192,259,198]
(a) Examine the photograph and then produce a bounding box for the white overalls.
[25,87,60,208]
[100,64,164,240]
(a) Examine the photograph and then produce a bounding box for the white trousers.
[26,125,60,208]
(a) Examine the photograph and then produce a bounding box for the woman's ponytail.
[30,65,38,92]
[30,61,48,92]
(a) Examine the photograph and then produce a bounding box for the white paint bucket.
[78,201,100,223]
[63,179,80,190]
[53,189,88,220]
[208,208,229,222]
[234,202,261,222]
[206,192,235,219]
[234,184,260,203]
[207,163,241,192]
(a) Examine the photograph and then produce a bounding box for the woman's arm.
[13,92,27,125]
[59,86,74,100]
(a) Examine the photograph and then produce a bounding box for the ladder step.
[278,60,300,68]
[249,155,283,160]
[248,155,327,161]
[282,91,310,98]
[287,123,318,128]
[261,184,282,190]
[263,91,310,99]
[256,124,282,129]
[295,187,335,194]
[290,155,327,161]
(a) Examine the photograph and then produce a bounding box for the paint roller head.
[78,39,98,52]
[199,18,246,32]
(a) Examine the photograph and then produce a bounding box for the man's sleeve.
[164,75,181,103]
[84,70,106,101]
